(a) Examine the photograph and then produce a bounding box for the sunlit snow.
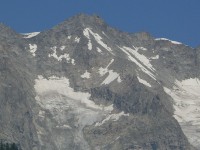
[60,46,66,51]
[29,44,37,56]
[83,28,113,54]
[164,78,200,148]
[101,70,119,85]
[83,28,92,50]
[98,59,120,85]
[137,77,151,87]
[119,46,156,80]
[150,55,159,60]
[23,32,40,38]
[81,70,91,79]
[34,76,116,148]
[75,37,80,43]
[48,46,75,65]
[155,38,182,45]
[97,47,102,53]
[71,59,75,65]
[138,47,147,51]
[67,36,71,39]
[117,76,122,83]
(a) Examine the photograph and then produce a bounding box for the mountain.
[0,14,199,150]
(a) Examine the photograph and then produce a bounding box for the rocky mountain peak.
[0,14,199,150]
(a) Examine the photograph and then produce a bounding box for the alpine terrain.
[0,14,199,150]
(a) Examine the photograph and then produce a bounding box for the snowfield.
[34,75,128,148]
[164,78,200,148]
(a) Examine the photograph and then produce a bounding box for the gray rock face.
[0,14,198,150]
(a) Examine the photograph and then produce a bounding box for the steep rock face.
[0,14,198,149]
[0,28,39,150]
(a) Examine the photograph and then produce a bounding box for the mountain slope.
[0,14,198,150]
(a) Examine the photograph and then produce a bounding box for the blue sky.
[0,0,199,47]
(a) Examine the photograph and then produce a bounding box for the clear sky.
[0,0,199,47]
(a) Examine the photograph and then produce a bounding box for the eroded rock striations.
[0,14,199,150]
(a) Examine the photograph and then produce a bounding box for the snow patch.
[83,28,113,54]
[98,59,120,85]
[117,76,122,83]
[71,59,75,65]
[99,59,114,76]
[75,37,80,43]
[150,55,159,60]
[83,28,92,50]
[81,70,91,79]
[102,31,109,38]
[97,47,102,53]
[60,46,66,51]
[119,46,156,80]
[48,46,70,62]
[35,75,114,118]
[67,36,71,39]
[138,47,147,51]
[155,38,182,45]
[23,32,40,38]
[88,42,92,50]
[137,77,151,87]
[164,78,200,148]
[101,70,119,85]
[48,46,75,65]
[34,76,116,147]
[29,44,37,56]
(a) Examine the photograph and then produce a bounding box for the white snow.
[164,78,200,148]
[35,75,114,118]
[150,55,159,60]
[29,44,37,56]
[98,59,120,85]
[71,59,75,65]
[75,37,80,43]
[48,46,75,65]
[117,76,122,83]
[88,42,92,50]
[88,29,113,54]
[101,70,119,85]
[38,110,45,119]
[83,28,92,50]
[81,70,91,79]
[119,46,156,80]
[155,38,182,45]
[60,46,66,51]
[128,46,155,71]
[83,28,113,54]
[97,47,102,53]
[48,46,70,62]
[67,36,71,39]
[137,77,151,87]
[102,31,109,38]
[99,59,114,76]
[34,75,120,147]
[138,47,147,51]
[22,32,40,38]
[95,111,129,126]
